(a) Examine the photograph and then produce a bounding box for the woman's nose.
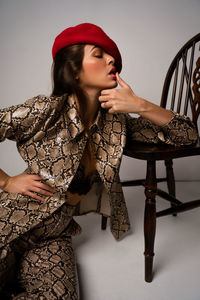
[106,54,115,65]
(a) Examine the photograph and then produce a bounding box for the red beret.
[52,23,122,73]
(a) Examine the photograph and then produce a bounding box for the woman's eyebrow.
[90,46,101,52]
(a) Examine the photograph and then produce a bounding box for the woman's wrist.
[135,98,174,126]
[135,97,150,115]
[0,169,11,190]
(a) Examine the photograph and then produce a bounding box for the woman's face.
[78,44,118,93]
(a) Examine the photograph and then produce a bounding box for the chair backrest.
[160,33,200,134]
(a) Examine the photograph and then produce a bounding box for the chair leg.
[165,159,177,216]
[101,215,108,230]
[144,160,157,282]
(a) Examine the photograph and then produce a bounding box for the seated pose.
[0,23,198,299]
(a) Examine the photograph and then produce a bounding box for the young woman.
[0,23,198,299]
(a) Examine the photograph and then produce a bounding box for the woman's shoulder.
[19,94,68,116]
[24,93,67,106]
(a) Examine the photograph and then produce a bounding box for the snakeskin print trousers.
[0,203,80,299]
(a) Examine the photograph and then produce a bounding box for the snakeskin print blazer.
[0,94,198,247]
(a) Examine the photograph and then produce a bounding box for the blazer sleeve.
[125,113,198,146]
[0,94,66,143]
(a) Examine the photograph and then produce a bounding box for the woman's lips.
[108,67,117,80]
[108,73,117,80]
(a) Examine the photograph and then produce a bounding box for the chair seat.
[124,138,200,161]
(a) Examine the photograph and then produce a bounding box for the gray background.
[0,0,200,180]
[0,1,200,300]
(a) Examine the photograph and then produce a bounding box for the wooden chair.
[101,33,200,282]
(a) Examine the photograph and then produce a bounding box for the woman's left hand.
[99,73,142,114]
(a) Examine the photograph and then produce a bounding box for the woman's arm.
[125,113,198,146]
[0,94,66,143]
[0,95,64,200]
[0,168,55,201]
[99,73,198,146]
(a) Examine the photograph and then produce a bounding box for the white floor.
[73,181,200,300]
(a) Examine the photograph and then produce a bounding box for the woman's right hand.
[3,173,56,202]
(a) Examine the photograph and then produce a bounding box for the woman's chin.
[105,80,118,89]
[97,80,117,90]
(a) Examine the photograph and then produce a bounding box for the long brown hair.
[51,44,88,126]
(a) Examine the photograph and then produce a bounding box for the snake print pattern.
[0,93,198,297]
[126,113,198,145]
[1,203,79,299]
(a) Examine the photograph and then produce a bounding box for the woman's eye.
[94,54,103,58]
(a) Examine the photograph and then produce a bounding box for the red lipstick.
[109,67,116,75]
[108,67,117,80]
